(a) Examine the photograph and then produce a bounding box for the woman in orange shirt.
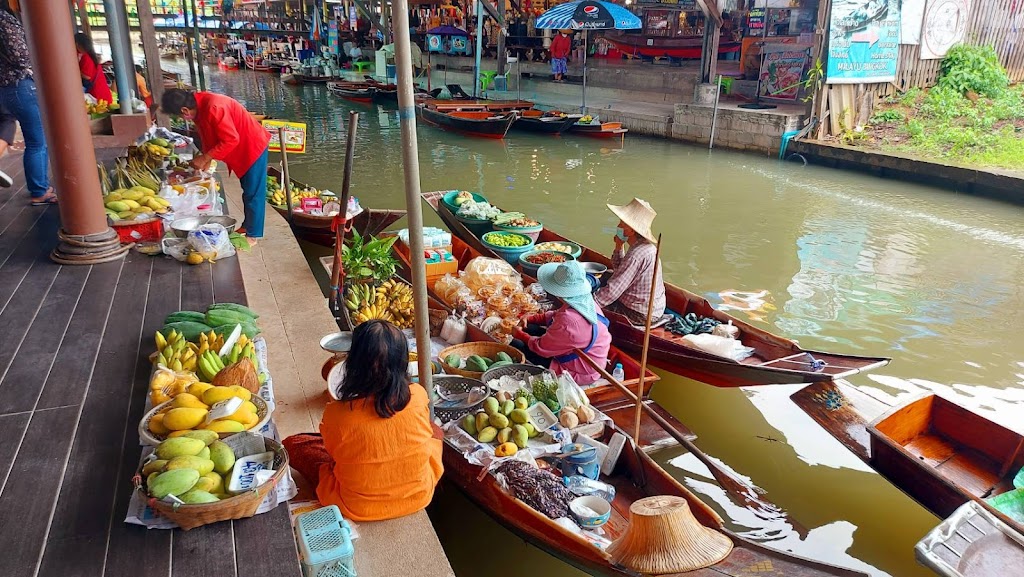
[284,320,443,521]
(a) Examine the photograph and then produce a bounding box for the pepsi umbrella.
[534,1,641,110]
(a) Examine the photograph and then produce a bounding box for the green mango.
[149,469,200,499]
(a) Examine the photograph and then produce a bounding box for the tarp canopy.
[426,25,469,36]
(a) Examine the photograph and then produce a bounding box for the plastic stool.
[295,505,356,577]
[779,129,801,160]
[718,76,734,95]
[479,70,498,91]
[352,61,373,74]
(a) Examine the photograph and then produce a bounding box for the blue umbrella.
[534,1,641,110]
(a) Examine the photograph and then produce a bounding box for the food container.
[526,402,558,431]
[580,261,608,278]
[570,495,611,528]
[519,249,574,277]
[560,443,601,479]
[481,363,546,391]
[482,231,535,266]
[441,190,487,214]
[535,241,582,259]
[170,215,238,238]
[112,217,164,244]
[493,221,544,242]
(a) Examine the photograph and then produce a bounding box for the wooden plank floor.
[0,152,301,577]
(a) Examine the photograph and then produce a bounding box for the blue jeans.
[0,78,49,197]
[238,147,269,238]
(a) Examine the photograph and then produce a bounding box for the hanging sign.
[920,0,970,59]
[826,0,901,84]
[899,0,926,45]
[263,120,308,154]
[747,7,766,32]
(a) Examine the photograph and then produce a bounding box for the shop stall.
[602,0,741,61]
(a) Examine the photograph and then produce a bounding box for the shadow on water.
[178,64,1024,577]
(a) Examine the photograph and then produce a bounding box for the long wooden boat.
[423,190,891,387]
[792,381,1024,534]
[512,110,577,135]
[244,54,280,72]
[266,167,406,247]
[416,104,518,139]
[915,501,1024,577]
[327,81,375,103]
[568,121,629,139]
[605,30,741,60]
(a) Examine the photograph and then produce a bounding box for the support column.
[137,0,168,125]
[23,0,128,264]
[76,0,92,35]
[103,0,139,111]
[190,0,207,90]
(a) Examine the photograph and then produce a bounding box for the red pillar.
[23,0,127,264]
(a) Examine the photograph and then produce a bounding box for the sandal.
[30,190,58,206]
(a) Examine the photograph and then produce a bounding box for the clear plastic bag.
[161,238,190,262]
[682,333,755,361]
[463,257,520,293]
[555,372,590,411]
[187,224,236,261]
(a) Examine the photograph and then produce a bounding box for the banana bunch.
[197,331,226,357]
[155,329,199,372]
[346,280,416,328]
[141,141,172,157]
[198,350,226,382]
[86,100,110,115]
[266,186,323,208]
[267,187,287,207]
[345,283,377,312]
[378,280,415,329]
[222,339,258,367]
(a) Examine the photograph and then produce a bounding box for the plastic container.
[534,240,582,259]
[611,363,625,382]
[560,443,601,480]
[111,217,164,244]
[295,505,356,577]
[441,190,487,214]
[564,475,617,502]
[569,494,612,528]
[481,231,535,266]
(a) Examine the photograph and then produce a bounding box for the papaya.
[212,322,260,339]
[207,303,260,320]
[467,355,489,372]
[205,309,254,328]
[164,311,207,325]
[489,360,513,369]
[161,321,214,342]
[149,469,200,499]
[495,351,513,363]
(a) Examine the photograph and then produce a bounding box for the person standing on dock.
[549,29,572,82]
[160,88,270,243]
[595,198,668,326]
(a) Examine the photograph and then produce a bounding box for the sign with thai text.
[826,0,901,84]
[263,120,307,154]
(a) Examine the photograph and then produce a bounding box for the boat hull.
[416,106,516,139]
[512,115,577,135]
[568,122,628,139]
[605,31,741,59]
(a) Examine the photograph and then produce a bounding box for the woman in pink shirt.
[511,261,611,385]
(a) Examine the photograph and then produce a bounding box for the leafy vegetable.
[341,231,399,283]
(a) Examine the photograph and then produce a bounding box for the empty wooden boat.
[423,190,891,387]
[327,81,376,103]
[512,110,577,135]
[416,104,518,139]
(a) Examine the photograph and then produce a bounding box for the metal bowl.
[206,215,238,233]
[319,331,353,353]
[169,215,239,238]
[580,261,608,277]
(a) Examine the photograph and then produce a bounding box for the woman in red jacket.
[75,33,113,105]
[161,88,270,241]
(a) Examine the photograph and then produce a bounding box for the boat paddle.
[330,111,359,316]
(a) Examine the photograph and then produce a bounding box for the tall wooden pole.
[190,0,207,90]
[136,0,167,124]
[633,234,662,443]
[330,112,359,315]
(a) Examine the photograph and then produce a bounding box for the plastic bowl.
[518,249,574,277]
[570,495,611,527]
[493,221,543,242]
[534,240,582,259]
[482,231,535,265]
[441,190,487,214]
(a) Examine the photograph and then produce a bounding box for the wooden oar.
[329,111,359,314]
[574,349,779,514]
[634,234,663,442]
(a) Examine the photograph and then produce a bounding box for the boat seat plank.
[904,433,958,467]
[935,452,1005,498]
[601,402,687,452]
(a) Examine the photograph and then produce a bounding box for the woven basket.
[432,375,488,423]
[438,342,525,379]
[138,395,272,446]
[481,363,546,389]
[134,437,289,531]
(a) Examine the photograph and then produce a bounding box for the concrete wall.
[599,109,674,138]
[671,104,804,155]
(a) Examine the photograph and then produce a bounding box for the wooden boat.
[417,104,518,139]
[266,167,406,247]
[423,191,891,387]
[511,110,577,135]
[244,54,280,72]
[915,501,1024,577]
[605,30,741,60]
[792,381,1024,534]
[284,73,334,85]
[327,81,376,103]
[217,57,239,71]
[567,120,629,139]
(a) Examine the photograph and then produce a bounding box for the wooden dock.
[0,151,301,577]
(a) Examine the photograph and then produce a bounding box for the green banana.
[230,343,242,364]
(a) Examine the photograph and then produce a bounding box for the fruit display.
[147,369,262,436]
[459,391,541,456]
[492,212,539,228]
[142,435,239,502]
[577,115,595,125]
[158,303,262,345]
[443,351,514,372]
[265,175,336,208]
[103,185,170,222]
[86,99,111,116]
[128,138,175,168]
[345,279,415,329]
[483,232,531,248]
[452,190,475,206]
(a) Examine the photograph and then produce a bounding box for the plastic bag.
[986,488,1024,523]
[440,312,467,345]
[188,224,236,261]
[555,372,590,411]
[161,238,190,262]
[682,333,755,361]
[463,257,520,293]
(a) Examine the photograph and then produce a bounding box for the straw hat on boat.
[607,198,657,244]
[608,496,733,574]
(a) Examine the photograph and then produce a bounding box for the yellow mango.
[171,393,209,410]
[242,412,260,430]
[146,198,164,211]
[122,199,141,209]
[150,391,171,406]
[167,430,195,438]
[201,471,224,494]
[227,386,252,402]
[202,386,242,406]
[141,459,168,476]
[202,420,245,434]
[148,413,171,436]
[163,407,208,431]
[187,382,214,397]
[242,401,258,414]
[224,406,255,424]
[165,455,215,476]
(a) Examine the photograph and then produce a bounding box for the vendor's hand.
[512,327,529,343]
[613,234,624,250]
[191,153,213,171]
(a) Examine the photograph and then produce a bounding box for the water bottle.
[611,363,625,382]
[564,475,616,502]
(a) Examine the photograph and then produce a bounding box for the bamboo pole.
[392,0,434,414]
[633,234,662,443]
[278,127,294,224]
[330,111,359,315]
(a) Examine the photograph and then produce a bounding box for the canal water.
[178,64,1023,577]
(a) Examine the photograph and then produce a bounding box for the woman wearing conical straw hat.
[594,198,668,326]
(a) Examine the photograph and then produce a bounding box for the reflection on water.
[183,65,1023,577]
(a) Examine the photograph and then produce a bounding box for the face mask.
[615,227,628,242]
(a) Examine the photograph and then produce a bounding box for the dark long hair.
[336,320,411,418]
[74,32,100,66]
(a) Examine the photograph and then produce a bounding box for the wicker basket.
[139,395,272,446]
[438,342,525,379]
[481,363,546,389]
[135,436,289,531]
[432,375,488,423]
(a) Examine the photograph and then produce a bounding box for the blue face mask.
[615,227,628,242]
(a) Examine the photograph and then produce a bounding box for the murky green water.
[180,64,1023,577]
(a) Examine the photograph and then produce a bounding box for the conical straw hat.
[607,495,733,574]
[607,198,657,244]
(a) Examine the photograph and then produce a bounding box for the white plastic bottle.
[611,363,625,382]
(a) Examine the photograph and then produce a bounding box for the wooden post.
[279,127,294,223]
[136,0,167,125]
[496,0,506,76]
[76,0,91,35]
[330,111,360,315]
[633,234,662,443]
[182,0,198,87]
[812,0,831,139]
[190,0,207,91]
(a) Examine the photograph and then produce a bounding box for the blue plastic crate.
[295,505,356,577]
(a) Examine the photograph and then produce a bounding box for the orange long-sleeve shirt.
[316,385,443,521]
